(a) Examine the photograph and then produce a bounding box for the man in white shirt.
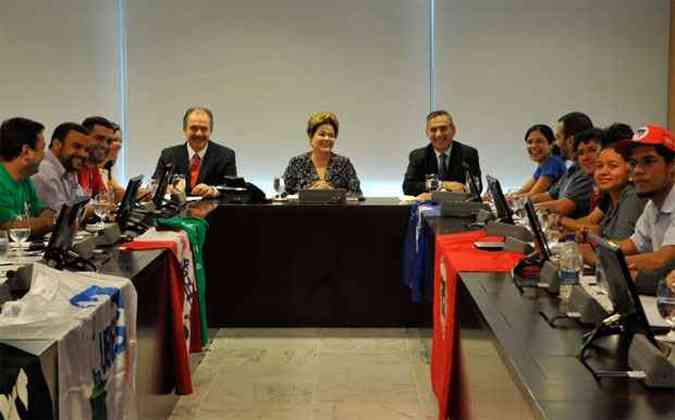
[614,125,675,276]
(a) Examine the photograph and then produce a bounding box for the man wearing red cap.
[614,125,675,284]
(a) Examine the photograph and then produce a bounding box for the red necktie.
[190,154,202,189]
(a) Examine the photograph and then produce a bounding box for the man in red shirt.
[78,116,114,197]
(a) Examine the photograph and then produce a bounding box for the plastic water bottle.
[558,241,582,301]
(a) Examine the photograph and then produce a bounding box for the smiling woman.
[282,112,362,196]
[514,124,566,197]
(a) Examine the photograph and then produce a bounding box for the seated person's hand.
[187,201,218,218]
[136,187,152,202]
[191,183,218,198]
[308,180,333,190]
[83,203,97,221]
[667,270,675,291]
[442,181,465,192]
[575,227,590,243]
[579,242,596,267]
[416,192,432,201]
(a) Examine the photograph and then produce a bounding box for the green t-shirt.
[0,163,45,224]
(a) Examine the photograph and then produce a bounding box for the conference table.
[8,196,675,420]
[423,208,675,420]
[460,271,675,419]
[0,247,182,420]
[101,248,183,419]
[202,197,433,327]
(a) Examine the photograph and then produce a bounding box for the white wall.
[0,0,121,155]
[0,0,670,195]
[125,0,428,195]
[436,0,670,189]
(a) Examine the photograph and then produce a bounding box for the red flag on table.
[431,230,524,420]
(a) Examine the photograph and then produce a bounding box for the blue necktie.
[439,153,448,180]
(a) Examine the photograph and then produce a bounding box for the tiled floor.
[169,328,535,420]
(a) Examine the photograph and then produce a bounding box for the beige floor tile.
[169,328,474,420]
[319,328,412,357]
[314,353,418,403]
[331,401,422,420]
[197,402,312,420]
[219,328,324,338]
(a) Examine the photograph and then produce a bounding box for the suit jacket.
[153,141,237,194]
[402,141,482,196]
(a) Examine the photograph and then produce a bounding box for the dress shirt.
[187,142,208,163]
[31,150,83,211]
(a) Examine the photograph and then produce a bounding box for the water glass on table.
[0,231,8,261]
[92,190,113,230]
[542,211,561,243]
[510,194,526,219]
[9,213,31,262]
[273,176,285,199]
[171,174,187,195]
[425,174,440,192]
[657,275,675,342]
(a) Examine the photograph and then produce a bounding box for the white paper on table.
[399,195,417,203]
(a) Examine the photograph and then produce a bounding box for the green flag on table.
[157,216,209,346]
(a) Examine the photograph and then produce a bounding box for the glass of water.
[510,195,525,219]
[425,174,440,192]
[9,213,31,261]
[92,190,113,230]
[171,174,186,195]
[273,177,285,199]
[0,230,8,262]
[657,275,675,342]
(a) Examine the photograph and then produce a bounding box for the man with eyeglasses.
[79,116,115,198]
[614,125,675,290]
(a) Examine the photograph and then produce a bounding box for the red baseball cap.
[616,124,675,154]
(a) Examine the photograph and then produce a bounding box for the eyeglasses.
[628,156,662,169]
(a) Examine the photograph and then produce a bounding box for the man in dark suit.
[403,110,482,197]
[153,107,236,197]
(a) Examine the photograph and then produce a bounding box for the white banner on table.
[0,263,138,420]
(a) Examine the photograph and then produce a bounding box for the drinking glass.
[9,213,31,262]
[0,231,8,262]
[511,195,526,219]
[657,277,675,342]
[545,212,561,243]
[425,174,440,192]
[140,178,158,201]
[171,174,186,194]
[273,177,285,199]
[92,190,113,230]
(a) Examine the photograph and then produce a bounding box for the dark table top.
[210,196,407,208]
[461,272,675,420]
[424,214,476,235]
[201,195,426,326]
[99,247,164,280]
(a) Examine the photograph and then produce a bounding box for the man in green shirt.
[0,117,54,235]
